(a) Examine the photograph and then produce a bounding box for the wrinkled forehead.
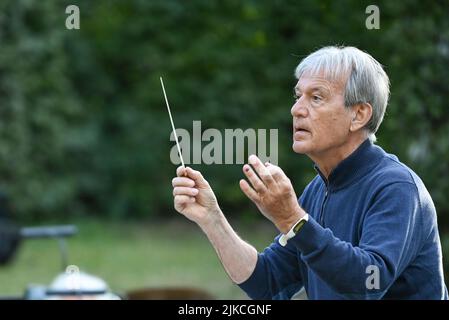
[294,70,346,94]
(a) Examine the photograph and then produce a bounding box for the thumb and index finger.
[176,166,209,188]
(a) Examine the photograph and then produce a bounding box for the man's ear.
[350,103,372,132]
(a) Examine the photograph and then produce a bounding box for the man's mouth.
[294,125,310,133]
[294,125,311,139]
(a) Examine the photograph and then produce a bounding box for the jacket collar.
[314,139,385,191]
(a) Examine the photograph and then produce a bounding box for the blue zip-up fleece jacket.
[239,139,448,299]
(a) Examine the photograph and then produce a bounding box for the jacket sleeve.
[238,234,305,300]
[289,182,422,299]
[238,194,308,300]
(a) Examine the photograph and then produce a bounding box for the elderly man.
[171,46,448,299]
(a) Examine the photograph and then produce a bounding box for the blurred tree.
[0,0,88,220]
[0,0,448,230]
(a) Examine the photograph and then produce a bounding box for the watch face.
[293,220,306,233]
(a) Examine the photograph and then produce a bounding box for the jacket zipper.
[319,187,329,226]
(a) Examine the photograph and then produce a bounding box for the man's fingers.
[185,167,209,188]
[176,166,209,188]
[172,177,195,188]
[243,164,267,193]
[173,187,199,197]
[174,195,196,204]
[239,179,260,203]
[265,163,285,182]
[248,155,276,187]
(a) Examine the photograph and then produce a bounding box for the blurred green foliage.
[0,0,448,228]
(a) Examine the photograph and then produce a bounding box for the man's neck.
[308,134,368,179]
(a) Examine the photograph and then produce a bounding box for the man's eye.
[312,95,322,102]
[293,94,302,101]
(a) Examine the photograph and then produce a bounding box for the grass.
[0,217,277,299]
[1,218,448,299]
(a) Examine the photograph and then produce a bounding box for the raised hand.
[172,166,221,225]
[239,155,305,233]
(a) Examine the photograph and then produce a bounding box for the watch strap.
[278,214,309,247]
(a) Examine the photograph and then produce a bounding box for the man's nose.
[291,98,309,118]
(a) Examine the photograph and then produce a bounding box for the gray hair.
[295,46,390,142]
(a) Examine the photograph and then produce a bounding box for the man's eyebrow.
[294,85,330,95]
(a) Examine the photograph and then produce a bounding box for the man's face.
[291,73,353,157]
